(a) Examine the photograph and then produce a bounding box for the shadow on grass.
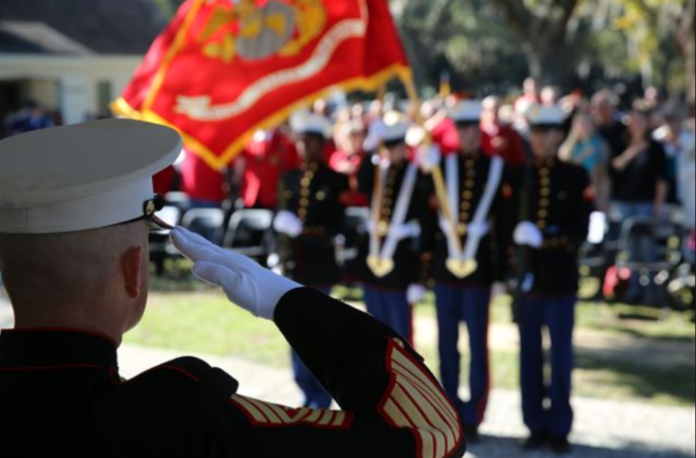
[611,325,696,345]
[576,351,696,405]
[468,435,693,458]
[577,302,696,344]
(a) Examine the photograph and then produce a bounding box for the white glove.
[416,145,442,172]
[491,282,508,299]
[468,222,491,239]
[364,118,386,152]
[439,217,452,235]
[365,219,376,234]
[514,221,543,248]
[394,221,421,241]
[171,228,301,321]
[274,211,303,238]
[407,284,427,305]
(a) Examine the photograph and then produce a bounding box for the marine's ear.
[121,246,144,299]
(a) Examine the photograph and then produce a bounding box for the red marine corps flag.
[112,0,410,170]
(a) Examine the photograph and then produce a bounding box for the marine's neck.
[11,298,124,347]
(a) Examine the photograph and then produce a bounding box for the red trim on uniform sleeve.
[377,339,465,458]
[147,365,201,382]
[228,396,354,430]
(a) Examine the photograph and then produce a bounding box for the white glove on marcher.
[407,284,427,305]
[468,222,491,239]
[274,211,303,238]
[394,221,422,241]
[491,282,508,299]
[514,221,543,249]
[439,217,452,235]
[416,145,442,173]
[364,118,386,152]
[171,227,301,321]
[365,219,376,234]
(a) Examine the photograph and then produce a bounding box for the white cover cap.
[449,100,482,123]
[290,111,333,138]
[0,119,182,234]
[380,111,411,143]
[526,104,567,127]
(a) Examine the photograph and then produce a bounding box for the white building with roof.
[0,0,167,126]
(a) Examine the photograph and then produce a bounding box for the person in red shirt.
[481,96,527,166]
[330,119,369,207]
[428,112,461,156]
[179,150,228,209]
[237,129,300,210]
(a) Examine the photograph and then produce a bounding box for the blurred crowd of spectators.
[3,79,694,306]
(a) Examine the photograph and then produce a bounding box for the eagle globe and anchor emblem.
[199,0,327,63]
[176,0,367,122]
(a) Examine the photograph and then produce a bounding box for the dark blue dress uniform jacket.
[354,156,432,290]
[510,160,594,296]
[0,289,467,458]
[277,163,350,287]
[422,153,514,287]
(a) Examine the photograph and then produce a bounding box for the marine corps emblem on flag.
[113,0,410,171]
[199,0,327,62]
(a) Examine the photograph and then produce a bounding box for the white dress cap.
[380,111,411,143]
[449,100,483,124]
[0,119,182,234]
[290,111,333,138]
[526,104,567,127]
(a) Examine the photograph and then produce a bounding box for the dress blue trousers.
[362,285,413,343]
[519,295,576,438]
[434,284,491,427]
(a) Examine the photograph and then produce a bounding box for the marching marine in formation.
[356,112,432,342]
[424,100,513,442]
[0,120,467,458]
[511,106,594,454]
[274,112,350,409]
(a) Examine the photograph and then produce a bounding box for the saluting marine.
[274,111,350,409]
[0,120,467,458]
[511,106,594,454]
[356,112,432,342]
[423,100,512,442]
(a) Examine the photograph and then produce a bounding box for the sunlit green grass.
[126,281,695,407]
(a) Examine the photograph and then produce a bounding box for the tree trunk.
[678,0,696,103]
[686,40,696,104]
[488,0,581,90]
[524,42,572,88]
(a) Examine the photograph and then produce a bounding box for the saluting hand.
[171,228,302,320]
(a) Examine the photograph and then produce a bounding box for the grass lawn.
[127,275,696,407]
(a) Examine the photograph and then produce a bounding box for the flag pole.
[400,71,464,259]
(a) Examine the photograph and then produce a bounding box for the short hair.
[661,102,687,123]
[592,89,619,107]
[482,96,502,111]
